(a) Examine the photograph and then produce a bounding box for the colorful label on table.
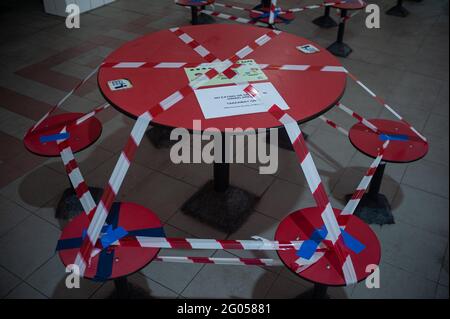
[108,79,133,91]
[297,44,320,54]
[184,59,268,88]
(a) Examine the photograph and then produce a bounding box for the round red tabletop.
[328,0,367,10]
[58,202,164,281]
[23,113,102,157]
[275,207,381,286]
[248,7,295,24]
[175,0,214,7]
[349,119,429,163]
[98,24,346,131]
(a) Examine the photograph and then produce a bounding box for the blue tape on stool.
[379,134,409,142]
[40,132,70,143]
[341,229,365,254]
[297,226,327,260]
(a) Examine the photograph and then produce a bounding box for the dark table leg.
[346,162,395,225]
[55,177,103,221]
[386,0,410,17]
[296,283,330,299]
[190,5,215,25]
[327,9,353,58]
[181,133,257,233]
[313,6,338,28]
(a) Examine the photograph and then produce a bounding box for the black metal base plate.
[193,13,216,25]
[181,181,258,233]
[108,282,153,299]
[327,41,353,58]
[312,15,338,28]
[55,187,103,220]
[386,5,409,17]
[346,193,395,225]
[295,287,330,299]
[146,126,177,149]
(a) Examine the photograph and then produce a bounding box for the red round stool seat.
[330,0,367,10]
[23,113,102,157]
[175,0,214,7]
[348,119,429,163]
[275,207,381,286]
[57,202,164,281]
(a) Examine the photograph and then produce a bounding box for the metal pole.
[213,132,230,192]
[368,162,386,198]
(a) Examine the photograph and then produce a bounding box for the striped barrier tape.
[268,104,357,285]
[74,29,282,276]
[278,1,349,14]
[32,66,100,132]
[214,2,264,14]
[269,0,277,25]
[345,71,427,142]
[319,115,349,136]
[57,129,97,217]
[337,103,381,134]
[198,9,268,26]
[339,140,390,224]
[155,256,283,266]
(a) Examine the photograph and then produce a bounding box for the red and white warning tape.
[75,29,282,276]
[213,2,263,15]
[32,66,100,132]
[340,140,390,222]
[155,256,283,266]
[319,115,349,136]
[268,104,357,285]
[57,131,97,217]
[279,1,348,14]
[345,71,427,142]
[199,9,268,27]
[269,0,277,25]
[337,103,381,134]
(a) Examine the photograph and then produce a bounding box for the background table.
[175,0,215,25]
[98,24,347,233]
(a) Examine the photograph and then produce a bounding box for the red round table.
[276,207,381,297]
[23,113,104,221]
[175,0,215,25]
[23,113,102,157]
[98,24,346,232]
[347,119,429,225]
[58,202,164,297]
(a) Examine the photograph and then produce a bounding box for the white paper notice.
[195,82,289,119]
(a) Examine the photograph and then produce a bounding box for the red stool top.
[58,202,164,281]
[23,113,102,157]
[349,119,429,163]
[275,207,381,286]
[98,24,346,132]
[329,0,367,10]
[248,7,295,24]
[175,0,214,7]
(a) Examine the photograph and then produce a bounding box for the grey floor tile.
[0,266,21,298]
[435,285,449,299]
[392,185,449,238]
[402,160,449,198]
[0,215,60,279]
[0,195,31,238]
[5,282,47,299]
[352,262,437,299]
[27,255,102,299]
[181,250,278,299]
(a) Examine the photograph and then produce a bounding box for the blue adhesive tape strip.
[341,229,365,254]
[379,134,409,142]
[40,132,70,143]
[297,226,327,260]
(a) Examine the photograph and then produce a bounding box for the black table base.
[327,9,352,58]
[181,180,257,234]
[345,163,395,225]
[108,277,152,299]
[191,6,215,25]
[312,7,338,28]
[386,0,410,17]
[295,283,330,299]
[146,126,177,149]
[55,187,103,220]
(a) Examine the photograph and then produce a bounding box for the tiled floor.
[0,0,448,299]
